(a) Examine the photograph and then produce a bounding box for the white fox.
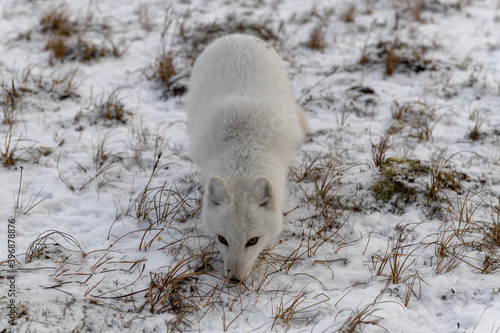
[186,34,308,284]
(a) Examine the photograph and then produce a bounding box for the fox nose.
[228,276,241,284]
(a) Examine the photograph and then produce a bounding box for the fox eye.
[218,235,228,246]
[246,237,259,247]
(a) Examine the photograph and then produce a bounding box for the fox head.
[202,176,282,284]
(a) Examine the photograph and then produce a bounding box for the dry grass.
[0,83,20,162]
[40,7,76,36]
[14,166,50,216]
[485,198,500,246]
[1,122,20,168]
[307,24,327,50]
[56,144,121,192]
[286,153,354,264]
[91,131,122,173]
[370,223,422,284]
[25,230,85,264]
[291,153,353,236]
[20,64,81,100]
[386,40,397,76]
[468,109,484,141]
[40,6,128,65]
[428,190,487,274]
[135,4,156,31]
[391,101,440,142]
[181,13,282,57]
[371,123,402,168]
[1,80,18,126]
[140,241,219,331]
[127,121,167,165]
[272,288,330,329]
[144,51,187,96]
[47,36,128,65]
[80,88,131,124]
[334,293,389,333]
[341,5,357,23]
[426,148,464,205]
[131,153,200,230]
[156,53,176,88]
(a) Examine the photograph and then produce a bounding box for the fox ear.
[207,176,229,206]
[251,177,274,208]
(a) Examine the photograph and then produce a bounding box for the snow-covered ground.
[1,0,499,332]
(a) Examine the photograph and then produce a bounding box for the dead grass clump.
[143,252,202,315]
[76,89,131,125]
[1,80,19,126]
[144,51,187,97]
[370,223,423,285]
[14,166,50,216]
[393,0,425,23]
[182,14,282,57]
[45,68,81,100]
[341,5,357,23]
[156,53,176,87]
[47,36,128,65]
[385,41,397,76]
[141,242,218,331]
[46,35,69,61]
[92,131,122,173]
[135,4,156,31]
[291,153,350,215]
[378,41,437,76]
[371,147,467,211]
[426,148,466,205]
[272,288,330,329]
[307,24,327,51]
[1,123,20,168]
[371,123,402,168]
[40,7,76,36]
[334,294,388,333]
[391,101,440,142]
[100,91,128,123]
[56,138,121,192]
[468,109,485,141]
[127,122,167,166]
[19,64,81,100]
[482,198,500,247]
[132,154,200,232]
[290,5,335,24]
[25,230,85,264]
[430,191,483,274]
[40,7,128,64]
[289,153,353,256]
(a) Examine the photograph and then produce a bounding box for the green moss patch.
[372,157,429,204]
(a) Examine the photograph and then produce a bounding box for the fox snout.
[225,256,251,284]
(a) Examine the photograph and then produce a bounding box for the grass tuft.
[14,166,50,216]
[1,123,20,168]
[335,293,389,333]
[272,287,330,329]
[307,24,327,50]
[40,7,76,36]
[341,5,357,23]
[1,80,19,126]
[371,123,402,168]
[25,230,85,264]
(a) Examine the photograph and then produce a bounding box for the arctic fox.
[186,34,308,284]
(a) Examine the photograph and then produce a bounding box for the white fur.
[186,34,307,283]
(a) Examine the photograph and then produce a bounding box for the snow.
[1,0,500,332]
